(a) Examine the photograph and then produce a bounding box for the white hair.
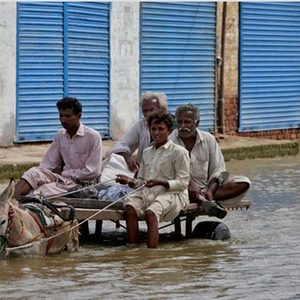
[139,91,168,113]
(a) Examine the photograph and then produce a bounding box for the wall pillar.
[110,2,140,140]
[0,2,16,146]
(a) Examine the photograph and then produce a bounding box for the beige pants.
[124,188,188,222]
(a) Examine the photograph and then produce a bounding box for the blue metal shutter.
[140,2,216,132]
[239,2,300,132]
[17,2,64,141]
[67,2,110,138]
[16,2,110,142]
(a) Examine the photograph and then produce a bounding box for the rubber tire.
[192,221,231,241]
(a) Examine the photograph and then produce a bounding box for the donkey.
[0,179,79,257]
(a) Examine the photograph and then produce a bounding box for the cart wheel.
[192,221,231,240]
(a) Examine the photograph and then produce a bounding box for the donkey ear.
[0,178,15,203]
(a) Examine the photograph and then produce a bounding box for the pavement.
[0,135,299,183]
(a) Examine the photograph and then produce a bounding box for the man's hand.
[116,174,135,186]
[124,157,140,173]
[118,152,140,173]
[145,179,169,189]
[52,167,62,175]
[188,179,202,202]
[203,190,214,201]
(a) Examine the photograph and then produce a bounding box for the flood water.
[0,154,299,300]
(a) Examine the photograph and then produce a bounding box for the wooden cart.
[49,197,252,241]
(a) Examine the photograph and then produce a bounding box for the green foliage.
[0,163,38,184]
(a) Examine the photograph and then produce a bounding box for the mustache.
[178,128,191,133]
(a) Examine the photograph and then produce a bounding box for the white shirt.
[169,129,226,189]
[138,139,190,199]
[106,119,150,163]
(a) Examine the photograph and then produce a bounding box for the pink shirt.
[40,123,102,181]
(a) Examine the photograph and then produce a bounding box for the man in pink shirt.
[13,97,103,198]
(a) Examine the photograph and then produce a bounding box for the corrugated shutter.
[140,2,216,132]
[16,2,110,142]
[239,2,300,132]
[17,2,64,141]
[67,2,110,137]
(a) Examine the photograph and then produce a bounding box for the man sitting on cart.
[13,97,103,198]
[169,104,251,219]
[116,113,190,248]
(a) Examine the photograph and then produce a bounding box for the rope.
[6,183,146,253]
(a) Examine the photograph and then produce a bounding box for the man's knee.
[14,178,32,197]
[145,210,158,228]
[23,166,39,176]
[145,209,156,219]
[125,204,137,217]
[237,181,250,194]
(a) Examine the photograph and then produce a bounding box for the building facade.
[0,2,299,146]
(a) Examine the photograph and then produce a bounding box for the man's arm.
[117,152,140,173]
[167,149,190,192]
[204,177,219,201]
[106,120,147,172]
[106,121,141,158]
[207,134,227,182]
[144,179,169,188]
[39,135,64,171]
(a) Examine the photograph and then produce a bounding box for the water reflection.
[0,154,299,299]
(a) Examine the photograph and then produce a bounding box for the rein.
[5,183,146,253]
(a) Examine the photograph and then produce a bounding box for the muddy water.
[0,154,299,300]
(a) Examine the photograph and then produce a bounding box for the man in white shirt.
[105,91,168,174]
[13,97,103,198]
[169,104,251,218]
[116,113,190,248]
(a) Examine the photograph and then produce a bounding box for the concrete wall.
[0,2,16,146]
[110,2,140,140]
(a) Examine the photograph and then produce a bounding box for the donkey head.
[0,179,15,237]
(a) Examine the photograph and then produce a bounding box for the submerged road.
[0,154,299,299]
